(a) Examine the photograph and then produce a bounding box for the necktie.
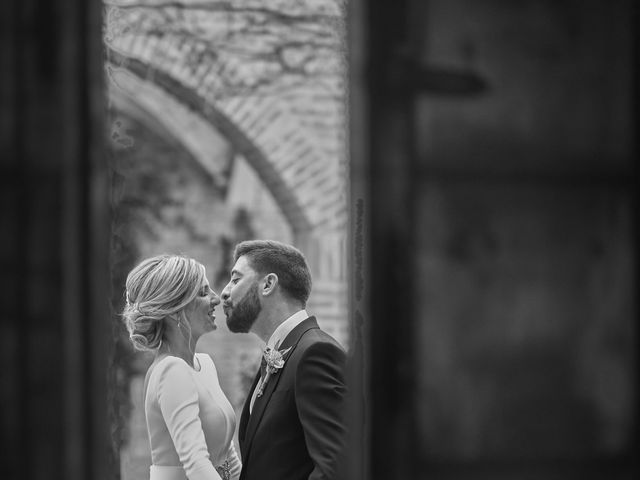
[250,352,268,414]
[260,355,267,381]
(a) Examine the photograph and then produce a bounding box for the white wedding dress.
[144,353,242,480]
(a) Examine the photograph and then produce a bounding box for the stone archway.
[108,58,313,236]
[105,0,349,344]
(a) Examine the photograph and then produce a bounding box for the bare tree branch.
[105,0,345,100]
[106,1,342,23]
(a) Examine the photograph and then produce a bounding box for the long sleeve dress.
[144,353,242,480]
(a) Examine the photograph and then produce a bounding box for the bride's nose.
[210,291,220,306]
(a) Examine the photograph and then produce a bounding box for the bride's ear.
[262,273,278,296]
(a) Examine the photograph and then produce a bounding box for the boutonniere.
[256,346,292,397]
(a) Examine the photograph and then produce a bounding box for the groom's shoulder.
[293,325,347,384]
[297,322,345,355]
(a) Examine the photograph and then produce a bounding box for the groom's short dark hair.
[233,239,312,306]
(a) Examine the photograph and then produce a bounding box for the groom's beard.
[226,282,262,333]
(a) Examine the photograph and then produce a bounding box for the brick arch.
[109,68,232,194]
[108,49,313,236]
[105,1,349,344]
[103,3,348,237]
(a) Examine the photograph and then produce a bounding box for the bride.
[123,254,241,480]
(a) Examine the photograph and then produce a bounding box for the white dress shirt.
[249,309,308,413]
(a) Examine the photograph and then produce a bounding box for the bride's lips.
[207,310,217,329]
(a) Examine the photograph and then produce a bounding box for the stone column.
[0,0,111,479]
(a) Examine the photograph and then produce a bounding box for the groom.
[221,239,347,480]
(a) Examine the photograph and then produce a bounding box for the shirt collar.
[266,309,309,350]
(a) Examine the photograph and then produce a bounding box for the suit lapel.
[239,369,261,450]
[242,317,319,460]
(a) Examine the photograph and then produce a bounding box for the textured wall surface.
[413,0,635,465]
[417,183,635,459]
[105,0,349,345]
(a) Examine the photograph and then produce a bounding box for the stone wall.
[105,0,349,346]
[413,0,635,465]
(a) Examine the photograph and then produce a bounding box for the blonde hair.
[122,254,206,352]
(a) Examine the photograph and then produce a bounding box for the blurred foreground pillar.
[0,0,110,479]
[349,0,638,479]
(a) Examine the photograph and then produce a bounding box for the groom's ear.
[261,273,278,296]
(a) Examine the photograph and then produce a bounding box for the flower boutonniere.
[257,346,292,397]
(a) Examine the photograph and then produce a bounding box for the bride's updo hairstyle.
[122,254,206,352]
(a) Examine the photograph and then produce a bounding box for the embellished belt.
[216,458,231,480]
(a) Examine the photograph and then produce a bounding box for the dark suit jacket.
[238,316,347,480]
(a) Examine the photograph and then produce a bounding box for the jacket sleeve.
[295,341,348,480]
[156,358,222,480]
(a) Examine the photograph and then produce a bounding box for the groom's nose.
[220,284,230,301]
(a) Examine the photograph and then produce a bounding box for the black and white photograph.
[1,1,638,479]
